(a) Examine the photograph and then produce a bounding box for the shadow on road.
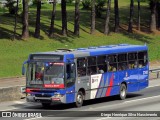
[11,93,142,110]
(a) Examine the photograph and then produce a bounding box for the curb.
[0,86,25,102]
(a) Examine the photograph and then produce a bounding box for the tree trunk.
[104,0,111,35]
[150,0,156,32]
[13,0,19,40]
[137,0,140,30]
[91,0,95,34]
[156,1,160,30]
[34,0,41,38]
[49,0,57,37]
[128,0,134,33]
[61,0,67,36]
[74,0,80,36]
[21,0,29,39]
[114,0,119,32]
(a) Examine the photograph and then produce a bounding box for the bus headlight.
[26,93,33,96]
[54,94,64,97]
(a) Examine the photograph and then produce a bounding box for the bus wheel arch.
[75,88,85,107]
[119,82,127,100]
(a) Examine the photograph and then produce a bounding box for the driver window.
[66,63,76,87]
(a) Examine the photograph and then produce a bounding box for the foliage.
[95,0,106,18]
[82,0,106,17]
[82,0,91,9]
[0,0,160,77]
[67,0,73,3]
[5,0,17,14]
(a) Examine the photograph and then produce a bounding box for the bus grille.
[35,94,51,97]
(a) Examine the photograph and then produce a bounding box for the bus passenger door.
[126,53,139,92]
[65,63,76,103]
[138,51,149,90]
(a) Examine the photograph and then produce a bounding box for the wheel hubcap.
[77,95,82,104]
[121,87,125,97]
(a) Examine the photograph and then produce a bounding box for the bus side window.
[77,58,87,77]
[138,51,148,68]
[128,52,138,69]
[87,56,97,75]
[118,54,127,71]
[97,56,107,73]
[107,55,117,72]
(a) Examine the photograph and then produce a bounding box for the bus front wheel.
[75,91,84,107]
[119,84,127,100]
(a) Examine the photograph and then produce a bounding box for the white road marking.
[0,84,160,112]
[14,101,26,104]
[0,108,17,111]
[148,84,160,88]
[24,117,42,120]
[86,95,160,111]
[124,95,160,103]
[96,117,112,120]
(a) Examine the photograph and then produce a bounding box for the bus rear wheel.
[119,84,127,100]
[75,91,84,107]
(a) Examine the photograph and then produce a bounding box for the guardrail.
[149,68,160,78]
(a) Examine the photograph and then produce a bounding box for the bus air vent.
[77,48,86,50]
[118,44,129,46]
[88,47,96,49]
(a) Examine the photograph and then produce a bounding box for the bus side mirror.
[22,66,26,75]
[22,60,28,75]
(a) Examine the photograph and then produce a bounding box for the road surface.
[0,79,160,120]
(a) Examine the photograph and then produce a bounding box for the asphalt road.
[0,80,160,120]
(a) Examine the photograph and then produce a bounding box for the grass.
[0,0,160,78]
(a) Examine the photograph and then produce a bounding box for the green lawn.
[0,0,160,78]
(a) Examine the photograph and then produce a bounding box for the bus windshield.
[27,62,64,85]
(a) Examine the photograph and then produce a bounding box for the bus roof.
[31,44,148,57]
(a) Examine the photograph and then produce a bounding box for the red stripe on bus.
[26,88,40,93]
[106,74,114,96]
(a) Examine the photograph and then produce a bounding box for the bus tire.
[75,91,84,107]
[119,84,127,100]
[41,103,51,108]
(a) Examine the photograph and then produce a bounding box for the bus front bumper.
[26,95,66,104]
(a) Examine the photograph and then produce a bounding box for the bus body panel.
[24,44,149,105]
[138,65,149,90]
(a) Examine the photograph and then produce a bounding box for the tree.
[13,0,19,40]
[150,0,157,32]
[95,0,106,18]
[5,0,16,14]
[61,0,67,36]
[128,0,134,33]
[137,0,141,30]
[34,0,41,38]
[104,0,111,35]
[49,0,57,37]
[156,1,160,30]
[114,0,119,32]
[91,0,96,34]
[21,0,29,39]
[74,0,80,36]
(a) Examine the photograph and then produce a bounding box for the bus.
[22,44,149,107]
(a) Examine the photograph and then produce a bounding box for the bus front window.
[27,62,64,85]
[45,62,64,84]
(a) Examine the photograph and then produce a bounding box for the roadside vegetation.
[0,0,160,77]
